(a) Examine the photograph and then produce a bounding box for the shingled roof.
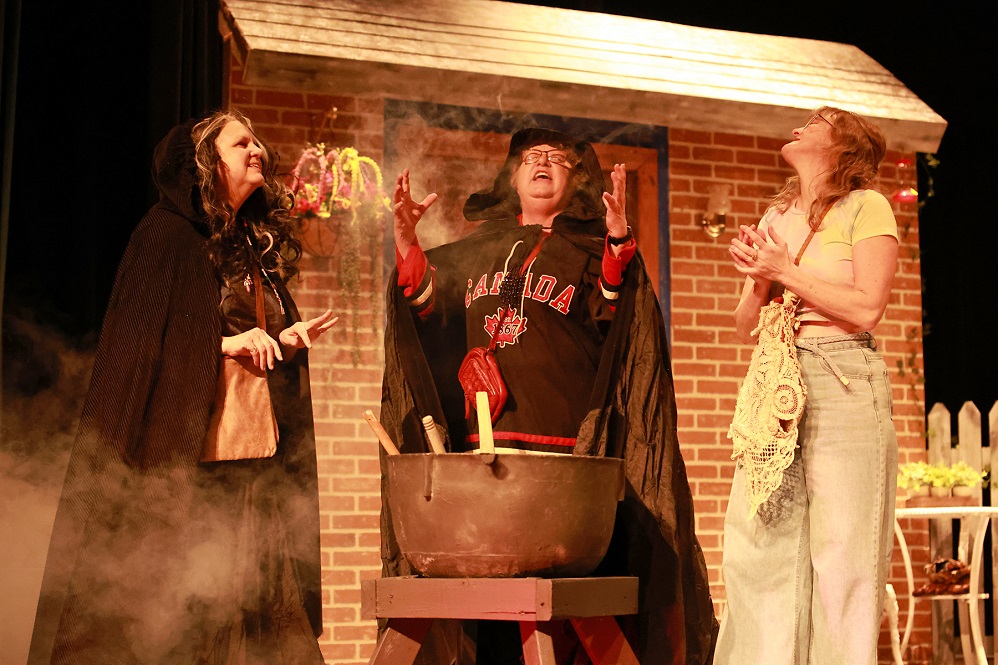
[218,0,946,152]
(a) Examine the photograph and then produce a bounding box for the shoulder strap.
[793,227,817,266]
[244,232,269,330]
[486,232,551,352]
[251,271,267,330]
[780,227,819,306]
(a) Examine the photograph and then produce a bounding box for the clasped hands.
[730,224,793,282]
[222,309,338,370]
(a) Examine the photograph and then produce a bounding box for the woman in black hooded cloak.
[29,110,336,665]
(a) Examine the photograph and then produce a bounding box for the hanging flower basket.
[290,144,391,364]
[290,145,390,258]
[297,211,348,258]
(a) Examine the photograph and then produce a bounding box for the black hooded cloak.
[28,120,323,664]
[379,129,717,665]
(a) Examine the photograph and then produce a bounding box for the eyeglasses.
[803,113,833,130]
[522,148,571,165]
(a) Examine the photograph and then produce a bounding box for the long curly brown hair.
[773,105,887,229]
[192,110,301,282]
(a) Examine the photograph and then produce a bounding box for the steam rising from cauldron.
[383,100,657,251]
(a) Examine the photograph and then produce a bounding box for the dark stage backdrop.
[2,0,222,402]
[2,0,994,430]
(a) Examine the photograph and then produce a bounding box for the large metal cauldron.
[386,453,625,578]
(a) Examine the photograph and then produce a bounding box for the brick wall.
[228,53,931,664]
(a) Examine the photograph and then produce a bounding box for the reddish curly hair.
[773,105,887,229]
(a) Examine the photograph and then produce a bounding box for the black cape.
[380,215,718,665]
[28,121,323,664]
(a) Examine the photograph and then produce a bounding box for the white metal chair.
[883,583,905,665]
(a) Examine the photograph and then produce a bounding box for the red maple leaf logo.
[484,308,528,348]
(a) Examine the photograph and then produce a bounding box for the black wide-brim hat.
[463,127,607,223]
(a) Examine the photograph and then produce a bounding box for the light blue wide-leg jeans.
[713,334,898,665]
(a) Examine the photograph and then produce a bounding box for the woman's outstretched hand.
[221,327,283,370]
[280,309,338,351]
[221,311,337,370]
[393,169,437,259]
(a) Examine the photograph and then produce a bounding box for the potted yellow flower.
[950,461,985,497]
[924,463,955,498]
[897,461,931,497]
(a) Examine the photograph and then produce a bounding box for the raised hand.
[602,163,628,240]
[393,169,438,258]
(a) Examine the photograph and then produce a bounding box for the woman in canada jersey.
[393,127,634,452]
[378,127,718,665]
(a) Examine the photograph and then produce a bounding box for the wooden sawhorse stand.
[361,576,640,665]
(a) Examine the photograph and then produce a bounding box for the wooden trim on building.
[219,0,946,152]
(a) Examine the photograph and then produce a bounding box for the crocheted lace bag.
[727,228,815,519]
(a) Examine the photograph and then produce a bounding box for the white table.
[894,505,998,665]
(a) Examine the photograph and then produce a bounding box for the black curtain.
[1,0,222,401]
[1,0,23,410]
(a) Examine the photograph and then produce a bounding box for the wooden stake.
[421,415,447,454]
[364,409,400,455]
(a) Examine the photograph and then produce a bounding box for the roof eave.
[235,47,945,152]
[218,0,946,152]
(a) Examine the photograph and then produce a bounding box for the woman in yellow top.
[714,106,899,665]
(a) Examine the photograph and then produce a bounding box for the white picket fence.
[913,401,998,664]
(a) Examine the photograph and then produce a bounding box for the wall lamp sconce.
[700,184,731,238]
